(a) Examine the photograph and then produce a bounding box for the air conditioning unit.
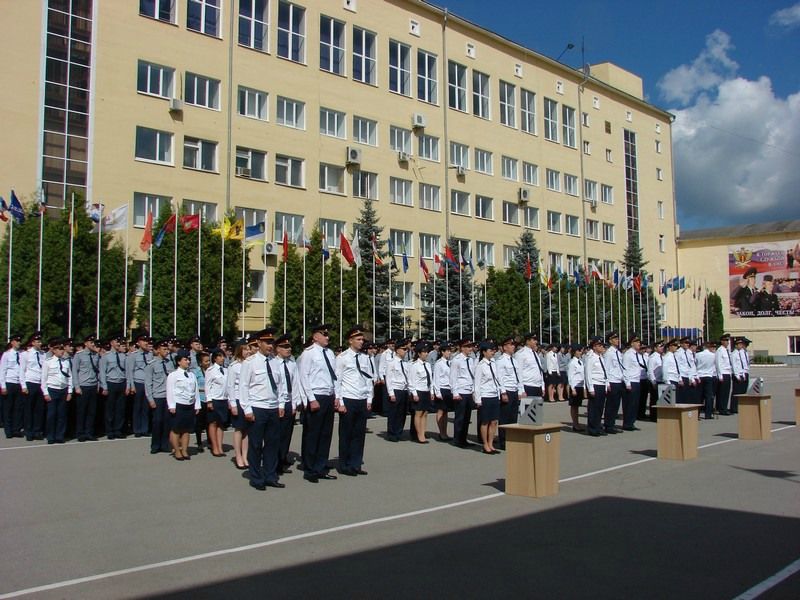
[398,151,410,162]
[412,113,427,129]
[264,241,279,256]
[169,98,183,112]
[455,165,466,177]
[235,166,251,178]
[518,187,531,203]
[589,198,598,208]
[346,146,362,165]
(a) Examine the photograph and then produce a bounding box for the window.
[183,137,217,172]
[547,210,561,233]
[476,241,494,267]
[546,168,561,192]
[659,235,665,252]
[502,245,515,268]
[419,183,440,211]
[237,86,267,120]
[655,140,662,153]
[472,70,490,118]
[320,218,345,249]
[606,148,613,162]
[586,219,599,240]
[390,126,412,153]
[475,195,493,220]
[419,233,440,259]
[277,1,306,63]
[185,73,220,109]
[133,192,170,228]
[562,105,576,147]
[320,15,345,75]
[499,80,516,127]
[474,148,492,174]
[352,170,378,199]
[418,134,439,161]
[352,26,376,85]
[182,199,217,222]
[276,96,305,129]
[582,112,589,126]
[187,0,220,37]
[449,141,469,168]
[564,174,579,196]
[583,141,591,155]
[605,121,612,134]
[565,214,579,236]
[389,40,411,96]
[603,261,616,279]
[275,154,304,187]
[657,201,664,219]
[524,206,539,229]
[602,222,615,242]
[521,88,536,134]
[448,61,467,111]
[567,255,581,274]
[392,282,414,309]
[501,156,518,181]
[234,206,267,227]
[502,201,519,225]
[523,162,539,185]
[319,107,345,138]
[789,336,800,355]
[319,163,345,194]
[601,184,614,204]
[140,0,175,23]
[390,229,413,256]
[584,179,597,202]
[389,177,412,206]
[135,261,147,296]
[593,96,600,109]
[235,146,267,180]
[548,252,562,272]
[451,190,469,215]
[656,168,663,181]
[274,212,303,242]
[417,50,438,104]
[249,271,266,301]
[135,127,173,164]
[238,0,269,51]
[353,116,377,146]
[137,60,174,98]
[544,98,559,142]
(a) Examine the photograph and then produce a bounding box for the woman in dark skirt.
[166,350,200,461]
[473,341,501,454]
[567,344,586,432]
[204,350,228,457]
[409,342,433,443]
[432,342,453,441]
[227,340,250,469]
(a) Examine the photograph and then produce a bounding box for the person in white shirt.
[517,333,544,398]
[20,332,46,441]
[408,341,433,444]
[375,339,396,417]
[166,349,200,461]
[661,339,682,391]
[275,334,303,475]
[449,339,477,448]
[473,341,501,454]
[544,344,559,402]
[496,337,525,447]
[1,333,24,439]
[227,340,251,470]
[621,334,644,431]
[583,337,609,437]
[696,340,718,419]
[602,331,624,434]
[567,344,585,432]
[715,333,734,415]
[334,326,373,474]
[41,339,73,444]
[731,337,749,414]
[675,337,696,404]
[432,342,454,441]
[204,349,229,457]
[646,341,665,420]
[385,339,411,443]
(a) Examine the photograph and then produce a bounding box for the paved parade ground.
[1,366,799,599]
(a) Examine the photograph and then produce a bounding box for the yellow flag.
[227,218,245,240]
[212,218,231,237]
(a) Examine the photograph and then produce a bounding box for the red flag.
[139,210,153,252]
[634,274,642,293]
[525,254,532,281]
[419,256,430,283]
[445,245,460,272]
[434,253,444,276]
[282,229,289,262]
[180,213,200,233]
[371,236,383,266]
[340,231,355,266]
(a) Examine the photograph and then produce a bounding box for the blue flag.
[388,239,398,271]
[401,243,409,273]
[9,191,25,224]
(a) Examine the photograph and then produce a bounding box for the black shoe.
[249,481,266,491]
[35,434,44,440]
[613,425,624,432]
[266,481,286,488]
[107,434,115,440]
[355,468,368,475]
[134,433,142,438]
[304,474,319,483]
[598,430,609,436]
[89,437,98,442]
[25,436,33,442]
[56,440,66,444]
[589,431,601,437]
[604,428,618,434]
[387,436,399,442]
[150,448,160,454]
[116,434,127,439]
[318,473,337,480]
[77,436,86,442]
[340,468,358,476]
[47,440,55,444]
[278,467,293,474]
[622,426,641,431]
[196,446,205,453]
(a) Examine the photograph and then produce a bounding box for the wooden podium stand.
[735,394,772,440]
[499,424,561,498]
[795,389,800,425]
[655,404,702,460]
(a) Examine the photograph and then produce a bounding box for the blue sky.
[442,0,800,230]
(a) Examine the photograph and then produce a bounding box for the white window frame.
[135,126,173,165]
[567,255,581,274]
[133,192,170,228]
[249,270,266,301]
[418,134,440,162]
[389,177,413,206]
[657,200,664,219]
[187,0,221,37]
[389,39,411,96]
[135,260,147,296]
[237,86,268,120]
[352,170,378,200]
[234,206,267,227]
[547,210,562,234]
[449,141,469,168]
[137,60,175,99]
[235,146,267,181]
[606,148,613,162]
[474,148,492,175]
[320,14,345,75]
[185,72,220,110]
[319,107,346,139]
[565,214,579,237]
[521,88,536,134]
[546,168,561,192]
[275,154,304,188]
[499,80,516,128]
[319,163,345,194]
[419,183,440,212]
[276,96,305,129]
[274,212,303,242]
[450,190,470,216]
[140,0,176,23]
[390,229,414,256]
[601,184,614,204]
[544,97,559,142]
[475,195,493,220]
[502,201,519,225]
[352,115,377,146]
[656,168,663,181]
[417,49,438,104]
[392,281,414,309]
[182,199,217,222]
[472,70,490,119]
[602,222,615,243]
[583,140,591,155]
[548,252,563,272]
[238,0,269,52]
[419,233,440,259]
[523,162,539,186]
[524,206,539,229]
[655,140,662,153]
[659,235,665,253]
[448,61,467,112]
[501,156,518,181]
[390,126,412,153]
[476,242,494,267]
[277,1,306,64]
[584,179,598,202]
[183,136,218,172]
[586,219,599,240]
[502,245,515,269]
[320,218,345,249]
[564,174,579,197]
[562,105,576,148]
[352,26,376,85]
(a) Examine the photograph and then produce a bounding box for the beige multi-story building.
[0,0,678,334]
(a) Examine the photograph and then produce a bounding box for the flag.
[228,218,245,240]
[461,246,474,275]
[140,210,153,252]
[434,253,444,276]
[297,223,311,250]
[371,235,383,266]
[525,254,532,281]
[613,269,619,287]
[245,222,266,246]
[211,218,230,237]
[97,205,128,232]
[590,262,603,281]
[401,243,409,273]
[0,197,9,222]
[573,270,583,288]
[86,202,103,223]
[30,190,46,217]
[322,235,330,261]
[444,245,460,272]
[180,213,200,232]
[538,260,546,286]
[154,214,177,248]
[339,230,355,267]
[283,229,290,262]
[419,256,430,283]
[10,191,26,224]
[634,273,642,293]
[387,239,398,271]
[351,229,362,268]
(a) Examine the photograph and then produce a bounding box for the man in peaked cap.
[71,334,101,442]
[127,333,153,437]
[1,333,25,438]
[335,325,373,476]
[518,332,545,399]
[98,334,129,439]
[274,333,302,474]
[732,267,758,313]
[145,338,174,454]
[20,332,46,441]
[602,331,624,434]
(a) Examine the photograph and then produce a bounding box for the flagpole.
[148,244,153,333]
[624,271,630,339]
[483,275,488,339]
[444,259,448,337]
[470,268,475,341]
[173,211,178,336]
[198,219,203,335]
[219,220,224,337]
[264,227,269,328]
[68,194,75,337]
[538,281,542,342]
[557,275,562,341]
[417,256,421,338]
[123,209,130,335]
[402,258,407,338]
[37,191,44,330]
[609,278,614,332]
[432,262,436,340]
[241,239,245,336]
[7,213,13,339]
[321,242,326,324]
[339,253,343,342]
[371,242,375,337]
[598,280,602,334]
[527,280,531,332]
[576,274,580,341]
[458,259,462,339]
[567,282,571,341]
[301,219,306,338]
[283,218,288,332]
[96,203,103,337]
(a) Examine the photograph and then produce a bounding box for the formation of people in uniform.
[0,325,755,489]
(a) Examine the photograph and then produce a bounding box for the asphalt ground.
[1,366,798,599]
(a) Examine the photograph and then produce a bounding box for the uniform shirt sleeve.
[125,353,135,388]
[166,371,177,410]
[40,358,50,391]
[239,359,253,415]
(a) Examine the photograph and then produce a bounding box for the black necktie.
[162,360,169,376]
[423,362,431,388]
[465,357,473,379]
[400,361,408,386]
[368,356,375,376]
[636,354,645,369]
[488,362,498,390]
[599,357,607,379]
[220,366,225,375]
[510,355,519,382]
[283,360,292,395]
[675,354,682,377]
[533,351,542,373]
[115,352,123,371]
[266,358,278,394]
[89,353,98,374]
[355,354,372,379]
[58,358,69,379]
[36,352,41,368]
[15,351,20,365]
[322,348,337,382]
[184,371,189,378]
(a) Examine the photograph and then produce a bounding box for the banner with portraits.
[728,241,800,317]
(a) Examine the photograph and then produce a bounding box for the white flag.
[352,229,362,268]
[96,205,128,232]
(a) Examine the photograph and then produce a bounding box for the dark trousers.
[302,394,335,476]
[46,387,69,442]
[339,397,368,470]
[588,385,607,434]
[499,390,520,445]
[151,397,170,451]
[371,383,384,416]
[24,382,45,439]
[279,401,295,466]
[677,377,692,404]
[523,385,543,398]
[732,377,747,413]
[453,392,473,446]
[699,377,717,418]
[76,385,98,439]
[380,384,391,416]
[132,382,149,435]
[386,389,408,440]
[3,381,23,437]
[604,382,623,429]
[647,381,659,419]
[105,381,126,437]
[716,374,732,414]
[247,406,280,485]
[637,380,649,418]
[622,382,641,428]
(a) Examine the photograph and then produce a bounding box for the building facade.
[1,0,678,335]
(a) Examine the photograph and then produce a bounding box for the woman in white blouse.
[473,341,501,454]
[204,350,228,457]
[409,342,433,443]
[227,341,251,470]
[166,350,200,461]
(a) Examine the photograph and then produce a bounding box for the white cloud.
[769,3,800,30]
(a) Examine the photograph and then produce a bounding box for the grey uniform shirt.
[145,357,174,402]
[72,350,100,388]
[127,349,152,387]
[99,350,127,388]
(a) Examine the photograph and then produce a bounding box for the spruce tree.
[352,198,391,339]
[705,291,724,341]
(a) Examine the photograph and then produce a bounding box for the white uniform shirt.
[567,356,584,389]
[408,358,433,397]
[239,353,286,413]
[41,356,73,391]
[715,346,733,377]
[0,348,22,387]
[226,361,244,408]
[621,348,642,387]
[166,367,200,410]
[517,346,544,388]
[545,351,559,376]
[20,348,45,384]
[298,343,337,400]
[496,352,524,395]
[583,350,608,389]
[386,354,410,393]
[473,358,500,406]
[334,348,375,404]
[432,357,451,398]
[204,363,228,401]
[449,352,475,396]
[603,346,624,384]
[696,349,716,378]
[280,358,305,409]
[377,349,395,382]
[675,348,692,380]
[647,352,663,385]
[732,348,747,379]
[738,348,750,374]
[662,351,681,384]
